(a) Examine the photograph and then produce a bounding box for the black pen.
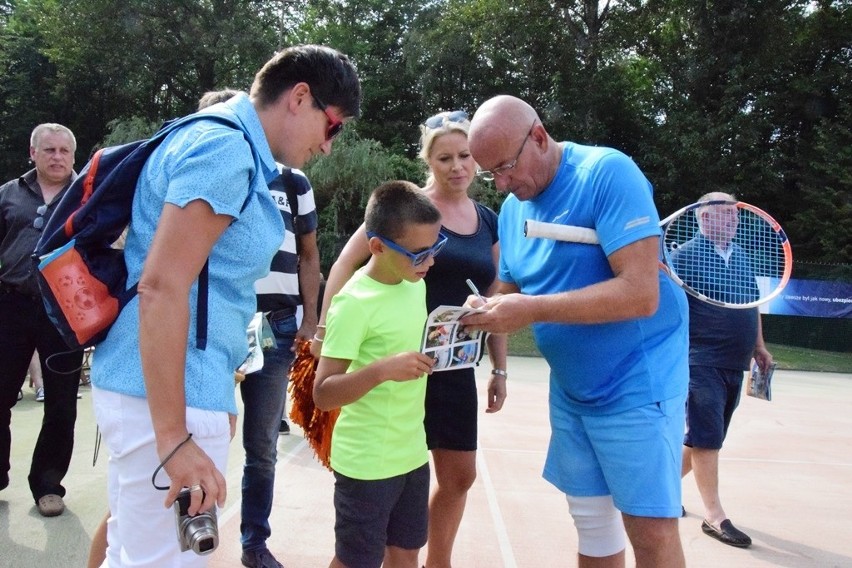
[465,279,486,305]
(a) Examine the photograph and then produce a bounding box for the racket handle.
[524,220,600,244]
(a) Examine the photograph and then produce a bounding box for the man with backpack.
[0,123,85,518]
[88,45,361,568]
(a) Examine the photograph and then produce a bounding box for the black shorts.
[424,367,478,451]
[683,365,744,449]
[333,463,430,568]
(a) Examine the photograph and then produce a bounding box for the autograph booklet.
[236,312,277,376]
[746,359,777,401]
[421,305,488,372]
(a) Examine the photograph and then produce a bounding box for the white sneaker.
[35,387,45,402]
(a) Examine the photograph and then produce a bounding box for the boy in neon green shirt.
[315,180,445,568]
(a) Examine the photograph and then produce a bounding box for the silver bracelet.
[312,335,324,343]
[491,369,507,378]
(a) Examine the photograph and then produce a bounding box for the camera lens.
[180,515,219,555]
[197,536,216,554]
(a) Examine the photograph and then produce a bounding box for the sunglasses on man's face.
[33,204,48,230]
[367,231,448,266]
[423,110,468,130]
[312,94,344,141]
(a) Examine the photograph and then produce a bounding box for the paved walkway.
[2,357,851,567]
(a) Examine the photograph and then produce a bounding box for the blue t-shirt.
[498,142,689,416]
[91,93,284,414]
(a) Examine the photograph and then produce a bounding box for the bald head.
[469,95,538,145]
[469,95,561,200]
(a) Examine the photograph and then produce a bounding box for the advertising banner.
[760,278,852,318]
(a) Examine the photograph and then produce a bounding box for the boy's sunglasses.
[312,94,344,141]
[367,231,448,266]
[423,110,468,129]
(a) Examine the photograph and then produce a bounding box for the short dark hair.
[250,44,361,119]
[365,181,440,240]
[197,88,241,110]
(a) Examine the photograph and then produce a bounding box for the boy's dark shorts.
[684,365,744,450]
[333,462,430,568]
[425,367,477,451]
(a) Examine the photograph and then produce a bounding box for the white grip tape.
[524,220,600,244]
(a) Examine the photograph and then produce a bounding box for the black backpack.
[34,107,260,350]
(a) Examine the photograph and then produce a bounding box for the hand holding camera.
[174,486,219,555]
[151,432,228,556]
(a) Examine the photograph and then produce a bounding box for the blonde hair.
[418,112,470,163]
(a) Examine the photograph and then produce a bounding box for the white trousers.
[93,387,230,568]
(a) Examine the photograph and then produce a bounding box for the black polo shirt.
[0,169,76,296]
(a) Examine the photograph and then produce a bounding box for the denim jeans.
[239,312,297,551]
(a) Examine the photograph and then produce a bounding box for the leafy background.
[1,0,849,354]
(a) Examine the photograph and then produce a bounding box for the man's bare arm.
[462,237,661,333]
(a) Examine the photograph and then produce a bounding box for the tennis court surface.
[3,356,851,567]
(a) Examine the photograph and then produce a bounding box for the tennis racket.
[524,200,792,309]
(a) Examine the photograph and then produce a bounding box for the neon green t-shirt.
[322,268,428,480]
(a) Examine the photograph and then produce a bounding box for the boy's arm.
[313,352,435,411]
[310,224,370,358]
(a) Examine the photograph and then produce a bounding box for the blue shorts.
[333,463,430,568]
[543,394,685,518]
[683,365,744,450]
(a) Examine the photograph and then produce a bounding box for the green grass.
[507,327,852,374]
[766,343,852,373]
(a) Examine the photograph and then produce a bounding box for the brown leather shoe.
[37,494,65,517]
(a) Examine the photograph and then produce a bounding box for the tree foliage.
[0,0,848,272]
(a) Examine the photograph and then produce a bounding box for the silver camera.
[173,488,219,555]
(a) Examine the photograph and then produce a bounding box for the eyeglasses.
[367,231,448,266]
[423,110,468,129]
[312,94,344,141]
[476,120,537,182]
[33,204,48,230]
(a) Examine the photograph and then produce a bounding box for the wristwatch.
[491,369,508,378]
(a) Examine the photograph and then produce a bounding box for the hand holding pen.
[465,279,487,308]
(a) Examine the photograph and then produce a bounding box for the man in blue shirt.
[464,95,689,568]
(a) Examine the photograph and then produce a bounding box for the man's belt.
[267,306,297,322]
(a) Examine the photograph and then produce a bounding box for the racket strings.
[664,207,787,307]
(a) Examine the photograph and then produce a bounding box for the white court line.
[477,448,518,568]
[721,456,852,467]
[218,438,309,525]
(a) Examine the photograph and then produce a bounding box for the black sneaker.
[241,548,283,568]
[279,420,290,435]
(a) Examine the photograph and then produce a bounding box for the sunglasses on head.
[367,231,448,266]
[312,94,344,141]
[33,204,48,230]
[423,110,468,130]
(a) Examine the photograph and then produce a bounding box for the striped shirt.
[254,166,318,312]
